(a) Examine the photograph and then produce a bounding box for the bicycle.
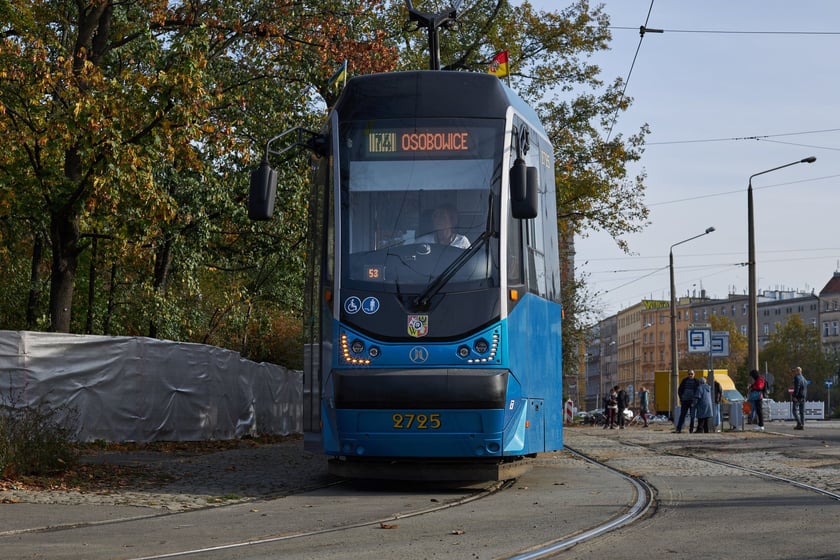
[627,411,653,427]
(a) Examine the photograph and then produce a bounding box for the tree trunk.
[26,232,44,329]
[48,210,81,333]
[103,261,117,335]
[85,235,98,333]
[148,234,174,339]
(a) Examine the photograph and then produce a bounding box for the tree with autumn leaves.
[1,0,647,369]
[0,0,397,351]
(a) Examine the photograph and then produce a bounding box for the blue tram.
[250,69,563,480]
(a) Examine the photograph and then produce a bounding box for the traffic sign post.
[686,328,729,420]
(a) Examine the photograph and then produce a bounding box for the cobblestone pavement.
[2,421,838,511]
[1,438,333,511]
[565,421,840,495]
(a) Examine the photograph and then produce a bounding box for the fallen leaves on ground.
[1,434,300,494]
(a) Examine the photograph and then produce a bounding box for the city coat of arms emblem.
[407,314,429,338]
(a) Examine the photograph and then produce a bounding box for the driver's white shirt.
[416,232,470,249]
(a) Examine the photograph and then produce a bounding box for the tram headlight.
[474,338,489,354]
[351,339,365,354]
[368,346,380,358]
[457,345,471,358]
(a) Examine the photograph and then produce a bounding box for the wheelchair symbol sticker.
[344,296,361,314]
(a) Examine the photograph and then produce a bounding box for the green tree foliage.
[759,315,834,401]
[0,0,397,364]
[2,1,647,370]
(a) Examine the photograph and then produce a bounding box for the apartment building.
[819,272,840,355]
[582,272,835,411]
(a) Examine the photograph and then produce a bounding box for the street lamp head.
[705,226,715,234]
[801,156,816,164]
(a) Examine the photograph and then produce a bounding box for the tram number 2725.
[392,413,442,430]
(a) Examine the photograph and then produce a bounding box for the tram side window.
[527,222,547,297]
[523,137,546,298]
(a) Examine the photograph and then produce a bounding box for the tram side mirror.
[510,158,538,219]
[248,160,278,220]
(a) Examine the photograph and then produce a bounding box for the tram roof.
[333,71,547,138]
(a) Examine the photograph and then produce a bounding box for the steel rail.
[504,446,655,559]
[125,480,512,560]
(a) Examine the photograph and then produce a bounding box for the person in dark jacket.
[674,370,699,433]
[713,380,722,432]
[615,385,629,429]
[748,369,766,431]
[604,387,618,429]
[791,366,808,430]
[694,377,714,433]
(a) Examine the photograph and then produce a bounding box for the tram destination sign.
[368,130,470,154]
[361,125,496,159]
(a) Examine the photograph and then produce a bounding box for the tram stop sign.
[687,326,729,357]
[710,331,729,357]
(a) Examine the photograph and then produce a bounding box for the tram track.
[123,449,655,560]
[509,428,840,559]
[122,479,514,560]
[10,427,838,559]
[619,437,840,502]
[502,447,655,559]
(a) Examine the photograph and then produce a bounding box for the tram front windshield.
[340,118,503,293]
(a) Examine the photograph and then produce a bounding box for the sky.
[529,0,840,318]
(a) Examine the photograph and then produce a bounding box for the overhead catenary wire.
[645,127,840,146]
[604,0,658,143]
[588,8,840,317]
[645,173,840,207]
[610,26,840,36]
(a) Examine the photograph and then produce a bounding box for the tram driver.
[417,204,470,248]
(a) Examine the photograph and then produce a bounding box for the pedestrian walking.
[638,385,650,427]
[713,379,722,432]
[616,385,629,429]
[748,369,766,431]
[694,377,714,433]
[791,366,807,430]
[674,370,699,433]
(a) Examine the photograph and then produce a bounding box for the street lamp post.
[747,156,816,372]
[670,227,715,418]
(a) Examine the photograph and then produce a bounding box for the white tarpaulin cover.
[0,330,302,442]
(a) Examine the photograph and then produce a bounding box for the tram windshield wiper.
[413,193,495,309]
